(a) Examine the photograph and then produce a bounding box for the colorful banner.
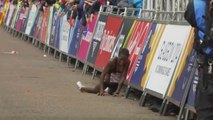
[95,16,123,69]
[49,7,57,47]
[45,6,54,45]
[144,25,192,98]
[166,28,195,104]
[54,16,61,49]
[77,14,98,62]
[186,67,199,107]
[25,4,38,35]
[68,19,83,56]
[11,1,22,28]
[68,18,78,54]
[125,21,152,81]
[129,23,158,90]
[0,1,9,26]
[20,7,30,33]
[6,4,15,26]
[3,2,10,25]
[32,11,43,38]
[40,7,50,43]
[16,7,25,31]
[59,14,71,53]
[110,18,135,58]
[86,14,108,65]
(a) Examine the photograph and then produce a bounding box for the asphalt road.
[0,28,176,120]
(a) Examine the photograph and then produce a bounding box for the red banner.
[95,16,123,69]
[40,8,50,43]
[126,21,152,81]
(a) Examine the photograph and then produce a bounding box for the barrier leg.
[43,45,47,53]
[124,85,131,99]
[54,49,57,58]
[67,56,70,65]
[92,69,96,79]
[82,64,87,74]
[59,52,62,62]
[161,100,169,115]
[139,91,147,106]
[184,109,189,120]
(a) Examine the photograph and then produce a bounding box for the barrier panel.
[25,4,38,35]
[20,7,29,33]
[86,14,108,65]
[59,14,71,53]
[0,1,8,26]
[15,7,25,31]
[5,4,15,26]
[40,7,50,43]
[129,23,158,90]
[94,15,123,70]
[185,67,199,111]
[32,11,43,38]
[124,20,152,81]
[77,14,98,62]
[68,19,83,56]
[144,25,191,98]
[110,17,135,58]
[166,28,194,106]
[10,2,21,29]
[49,7,57,47]
[54,16,61,49]
[45,6,54,46]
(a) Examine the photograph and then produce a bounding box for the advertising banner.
[69,19,83,56]
[129,23,158,90]
[49,7,57,47]
[110,18,135,58]
[77,14,98,62]
[45,6,54,45]
[95,16,123,69]
[25,4,38,35]
[32,11,43,38]
[16,7,25,31]
[125,21,152,81]
[167,29,195,104]
[54,16,61,49]
[68,18,78,55]
[40,7,50,43]
[186,67,199,107]
[0,2,9,26]
[144,25,192,98]
[3,2,10,25]
[59,14,71,53]
[6,4,15,26]
[11,1,22,28]
[86,14,108,65]
[20,7,29,33]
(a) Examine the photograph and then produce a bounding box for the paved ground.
[0,28,176,120]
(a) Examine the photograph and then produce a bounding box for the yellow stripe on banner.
[141,24,166,89]
[167,28,195,96]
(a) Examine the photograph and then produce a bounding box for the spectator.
[185,0,213,119]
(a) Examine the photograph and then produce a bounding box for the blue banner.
[49,8,57,47]
[68,19,82,56]
[129,23,157,90]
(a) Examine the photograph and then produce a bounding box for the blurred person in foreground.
[185,0,213,119]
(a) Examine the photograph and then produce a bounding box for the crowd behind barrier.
[0,1,199,120]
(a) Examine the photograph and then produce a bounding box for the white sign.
[25,5,38,35]
[60,15,71,53]
[144,25,191,98]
